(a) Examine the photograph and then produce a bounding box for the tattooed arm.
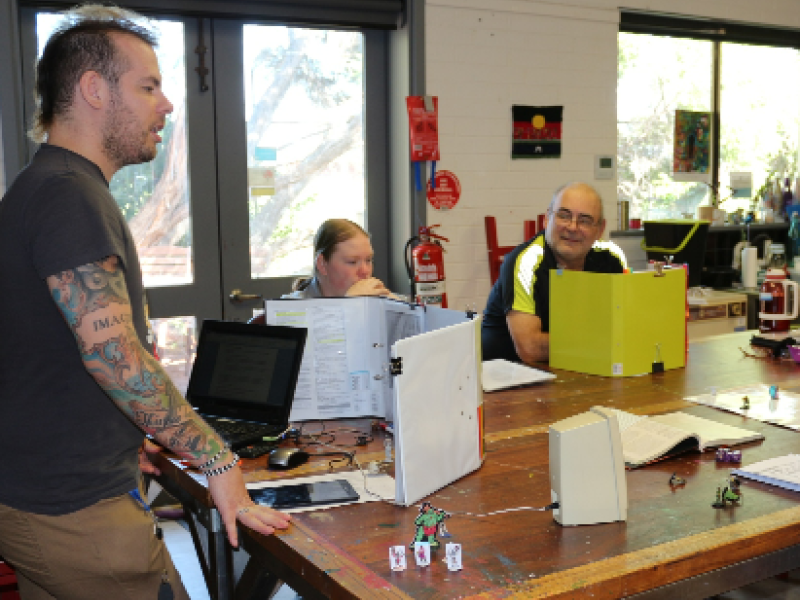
[46,256,290,546]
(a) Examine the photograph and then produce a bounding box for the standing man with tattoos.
[0,6,290,599]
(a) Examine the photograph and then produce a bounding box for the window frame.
[619,11,800,214]
[5,0,405,322]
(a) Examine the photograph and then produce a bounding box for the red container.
[760,273,792,333]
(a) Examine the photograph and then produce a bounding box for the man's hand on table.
[138,438,163,476]
[208,463,292,547]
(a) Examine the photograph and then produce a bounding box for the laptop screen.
[187,320,307,425]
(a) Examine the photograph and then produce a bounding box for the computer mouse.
[268,447,309,470]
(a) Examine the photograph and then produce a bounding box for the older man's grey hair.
[548,183,605,223]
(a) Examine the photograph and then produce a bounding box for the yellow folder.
[549,268,686,377]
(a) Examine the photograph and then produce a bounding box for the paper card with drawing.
[389,546,406,571]
[446,543,462,571]
[414,542,431,567]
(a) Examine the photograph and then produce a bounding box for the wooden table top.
[156,332,800,599]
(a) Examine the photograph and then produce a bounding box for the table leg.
[154,474,234,600]
[233,559,283,600]
[207,508,234,600]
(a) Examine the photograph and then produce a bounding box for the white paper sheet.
[481,359,556,392]
[733,454,800,492]
[686,384,800,431]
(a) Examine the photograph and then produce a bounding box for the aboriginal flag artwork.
[512,105,563,159]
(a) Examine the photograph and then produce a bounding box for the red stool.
[0,560,20,600]
[484,216,538,285]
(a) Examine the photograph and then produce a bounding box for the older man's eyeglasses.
[549,208,599,230]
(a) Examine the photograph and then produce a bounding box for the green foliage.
[267,194,317,245]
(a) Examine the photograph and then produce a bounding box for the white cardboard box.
[687,289,748,340]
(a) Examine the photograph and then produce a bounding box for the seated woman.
[285,218,392,298]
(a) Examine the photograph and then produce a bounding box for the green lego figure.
[723,486,741,504]
[410,502,445,549]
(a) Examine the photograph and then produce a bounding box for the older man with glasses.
[482,182,627,364]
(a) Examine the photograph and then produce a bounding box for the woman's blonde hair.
[293,219,369,292]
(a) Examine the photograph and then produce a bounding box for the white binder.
[392,317,484,506]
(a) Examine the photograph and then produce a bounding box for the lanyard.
[129,488,163,540]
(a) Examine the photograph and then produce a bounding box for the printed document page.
[267,299,372,420]
[686,384,800,431]
[733,454,800,492]
[266,298,469,422]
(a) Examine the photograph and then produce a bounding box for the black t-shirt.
[482,232,626,363]
[0,145,149,515]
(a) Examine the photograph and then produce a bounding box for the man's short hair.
[548,182,605,223]
[30,5,157,143]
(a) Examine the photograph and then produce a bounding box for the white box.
[687,290,747,341]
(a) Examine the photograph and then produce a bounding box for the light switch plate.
[595,155,615,180]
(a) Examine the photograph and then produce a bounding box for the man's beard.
[101,91,156,170]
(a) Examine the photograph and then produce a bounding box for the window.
[17,4,393,325]
[242,25,366,279]
[36,14,191,288]
[719,43,800,214]
[618,15,800,221]
[14,2,398,387]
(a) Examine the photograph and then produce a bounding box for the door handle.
[229,289,263,304]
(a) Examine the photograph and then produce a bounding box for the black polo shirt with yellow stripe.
[481,232,627,363]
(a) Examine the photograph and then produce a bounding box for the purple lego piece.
[715,447,742,463]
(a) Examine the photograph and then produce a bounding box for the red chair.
[485,216,538,285]
[524,219,537,241]
[0,560,20,600]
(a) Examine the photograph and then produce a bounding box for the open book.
[594,407,764,468]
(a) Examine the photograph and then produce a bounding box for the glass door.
[28,12,222,391]
[213,19,368,321]
[25,10,381,386]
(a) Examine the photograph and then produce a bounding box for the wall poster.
[673,110,712,182]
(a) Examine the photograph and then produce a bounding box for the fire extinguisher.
[404,224,449,308]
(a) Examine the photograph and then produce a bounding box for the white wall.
[425,0,800,312]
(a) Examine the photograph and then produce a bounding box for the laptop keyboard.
[208,418,280,449]
[238,441,278,459]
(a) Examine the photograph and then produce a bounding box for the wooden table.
[154,332,800,599]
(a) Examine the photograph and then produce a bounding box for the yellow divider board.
[549,269,686,377]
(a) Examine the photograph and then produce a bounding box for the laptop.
[187,319,307,451]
